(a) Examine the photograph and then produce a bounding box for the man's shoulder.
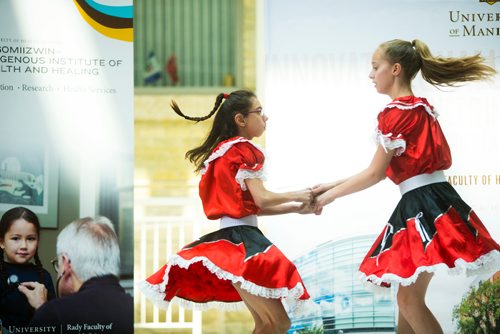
[30,286,133,327]
[29,296,63,325]
[32,277,132,322]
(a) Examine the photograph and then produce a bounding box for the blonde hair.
[379,39,497,87]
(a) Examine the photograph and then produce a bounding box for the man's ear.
[61,255,72,275]
[234,113,246,127]
[0,239,4,250]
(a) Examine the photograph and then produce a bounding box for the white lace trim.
[385,101,439,119]
[200,137,265,175]
[359,249,500,292]
[138,280,172,308]
[138,254,309,314]
[235,168,266,191]
[374,129,406,156]
[139,278,246,311]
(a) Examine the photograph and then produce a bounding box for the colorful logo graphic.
[73,0,133,42]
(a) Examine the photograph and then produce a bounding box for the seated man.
[20,217,133,333]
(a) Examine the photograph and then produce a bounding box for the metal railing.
[134,196,205,333]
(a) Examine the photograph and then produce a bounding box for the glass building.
[289,235,396,334]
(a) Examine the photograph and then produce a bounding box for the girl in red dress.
[140,90,314,334]
[313,39,499,334]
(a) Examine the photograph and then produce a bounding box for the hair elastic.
[223,93,229,99]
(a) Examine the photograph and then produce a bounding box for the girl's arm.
[313,177,348,194]
[258,202,314,216]
[245,178,313,215]
[314,145,394,211]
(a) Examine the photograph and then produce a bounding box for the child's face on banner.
[0,218,39,264]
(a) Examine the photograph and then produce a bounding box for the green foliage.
[452,279,499,334]
[297,326,324,334]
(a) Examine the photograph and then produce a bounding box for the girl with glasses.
[141,90,315,334]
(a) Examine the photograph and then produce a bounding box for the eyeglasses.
[51,256,59,273]
[247,107,265,117]
[51,255,70,273]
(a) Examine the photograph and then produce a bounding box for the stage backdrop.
[261,0,499,332]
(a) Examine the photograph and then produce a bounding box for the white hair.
[57,216,120,281]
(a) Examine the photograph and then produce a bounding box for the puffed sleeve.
[375,107,419,156]
[231,142,266,191]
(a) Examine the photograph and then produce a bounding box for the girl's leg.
[396,272,443,334]
[233,283,291,334]
[237,293,264,334]
[396,311,415,334]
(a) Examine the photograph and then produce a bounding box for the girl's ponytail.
[413,39,497,87]
[380,39,496,87]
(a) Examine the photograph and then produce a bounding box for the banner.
[0,0,133,221]
[0,0,133,333]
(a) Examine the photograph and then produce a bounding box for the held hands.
[295,188,314,204]
[311,182,339,215]
[293,188,316,215]
[297,202,316,215]
[18,281,48,309]
[292,182,339,215]
[293,187,326,215]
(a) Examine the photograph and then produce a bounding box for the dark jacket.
[0,262,55,328]
[29,275,133,334]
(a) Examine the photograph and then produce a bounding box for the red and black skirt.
[359,181,500,289]
[140,224,310,312]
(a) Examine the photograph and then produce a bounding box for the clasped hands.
[297,182,337,215]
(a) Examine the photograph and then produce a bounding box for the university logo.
[479,0,499,5]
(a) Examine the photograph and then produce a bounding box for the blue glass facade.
[289,235,396,334]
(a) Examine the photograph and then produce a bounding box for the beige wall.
[134,94,255,333]
[134,1,260,332]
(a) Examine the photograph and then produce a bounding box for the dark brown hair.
[0,207,44,284]
[172,90,257,172]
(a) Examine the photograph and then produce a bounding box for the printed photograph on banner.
[0,149,46,208]
[0,147,59,229]
[136,1,499,334]
[0,0,133,333]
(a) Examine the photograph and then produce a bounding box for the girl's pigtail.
[0,249,7,287]
[175,90,256,173]
[171,93,225,123]
[33,251,44,283]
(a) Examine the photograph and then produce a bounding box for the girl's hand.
[312,182,337,196]
[295,188,314,204]
[313,189,335,214]
[297,202,315,215]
